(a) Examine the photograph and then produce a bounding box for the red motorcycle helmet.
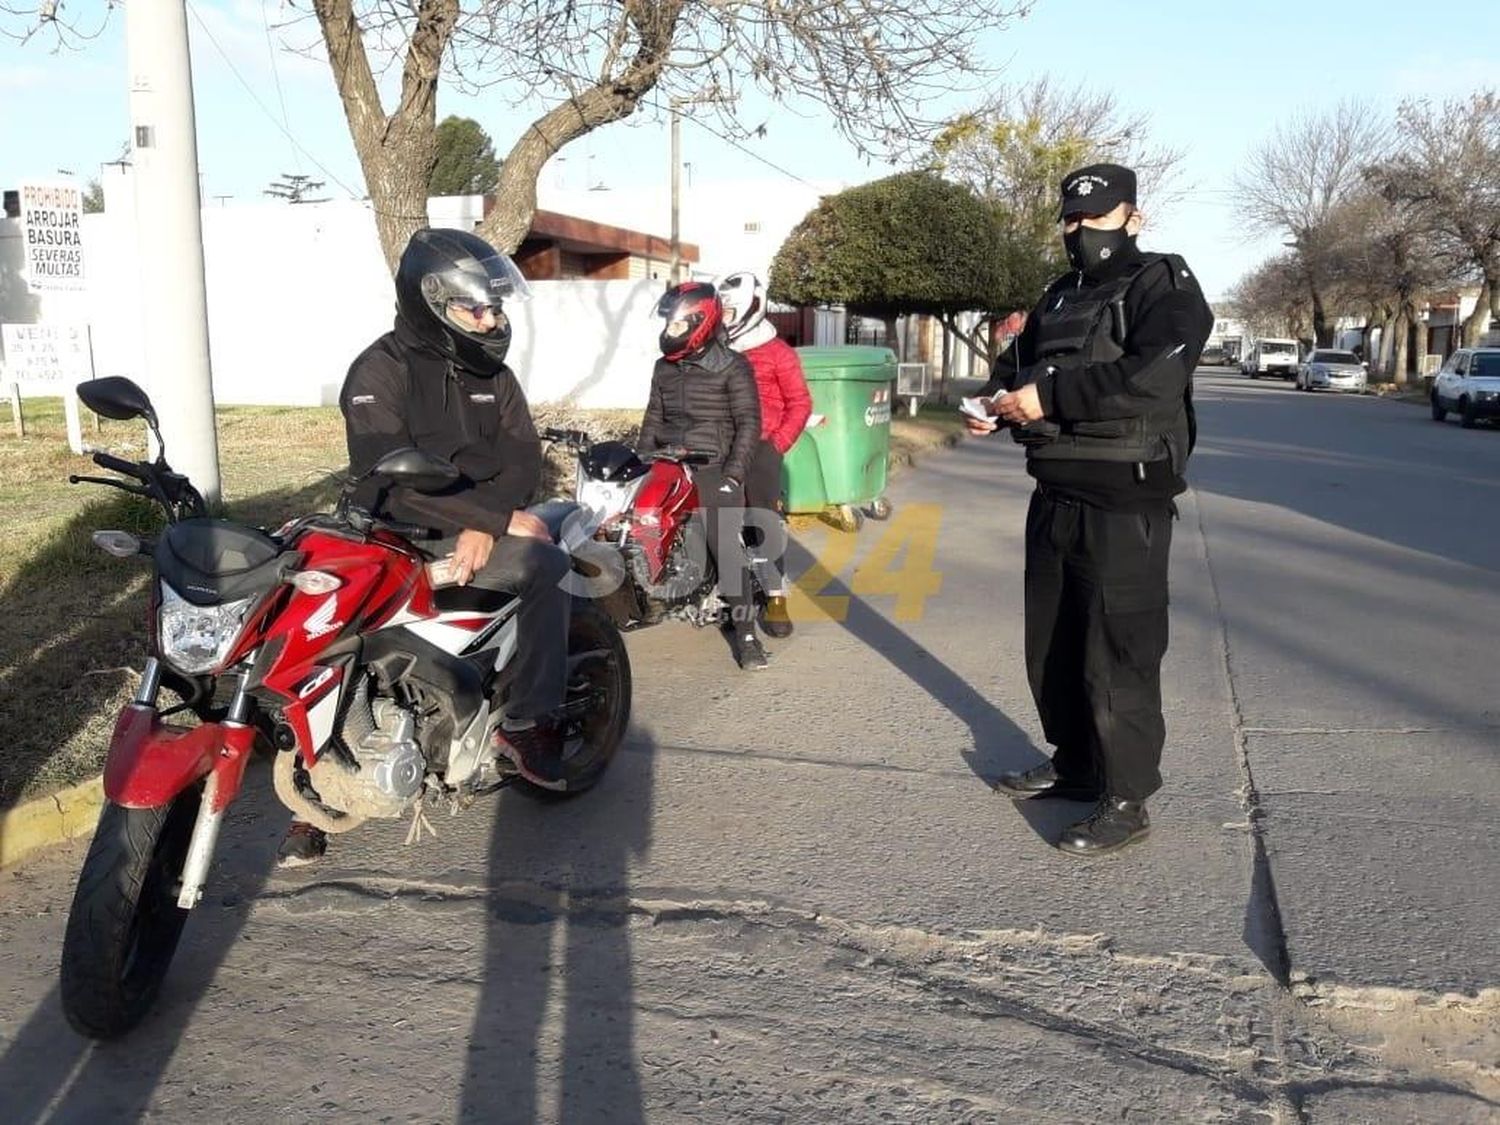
[655,281,723,361]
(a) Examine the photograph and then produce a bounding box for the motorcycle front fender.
[104,704,256,811]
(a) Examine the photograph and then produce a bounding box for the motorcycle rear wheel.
[60,790,201,1039]
[517,599,632,799]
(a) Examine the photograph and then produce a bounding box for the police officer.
[968,163,1213,856]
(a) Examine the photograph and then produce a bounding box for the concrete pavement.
[0,371,1495,1122]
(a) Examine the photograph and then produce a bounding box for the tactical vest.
[1014,253,1195,474]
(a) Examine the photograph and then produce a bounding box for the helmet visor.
[420,251,532,320]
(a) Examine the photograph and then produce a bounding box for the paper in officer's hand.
[960,395,996,422]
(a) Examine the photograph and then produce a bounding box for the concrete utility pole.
[670,103,683,284]
[126,0,221,503]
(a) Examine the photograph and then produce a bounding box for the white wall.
[13,180,663,410]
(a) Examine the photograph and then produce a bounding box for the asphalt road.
[1,370,1496,1123]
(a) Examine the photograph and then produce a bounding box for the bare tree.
[919,79,1183,355]
[1236,101,1388,346]
[1325,190,1450,382]
[1228,255,1313,345]
[1368,90,1500,345]
[303,0,1029,270]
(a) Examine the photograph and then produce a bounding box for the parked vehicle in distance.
[1431,347,1500,429]
[1242,338,1299,379]
[1296,349,1368,393]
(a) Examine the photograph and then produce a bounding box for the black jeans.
[428,533,571,721]
[1023,488,1173,802]
[743,442,787,596]
[693,466,755,627]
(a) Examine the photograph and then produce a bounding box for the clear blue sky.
[4,0,1497,298]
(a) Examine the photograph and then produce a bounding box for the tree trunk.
[882,316,900,357]
[1310,282,1332,347]
[938,317,952,404]
[477,7,681,254]
[1462,278,1493,347]
[314,0,455,273]
[1389,309,1406,386]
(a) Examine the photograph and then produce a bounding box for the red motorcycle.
[544,428,781,629]
[59,378,631,1039]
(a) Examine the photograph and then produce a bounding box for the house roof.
[517,207,699,263]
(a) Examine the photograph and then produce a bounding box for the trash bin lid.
[793,345,897,380]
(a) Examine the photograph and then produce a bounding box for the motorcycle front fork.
[134,659,253,910]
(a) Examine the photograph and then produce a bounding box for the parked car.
[1242,338,1299,379]
[1431,347,1500,428]
[1296,349,1368,393]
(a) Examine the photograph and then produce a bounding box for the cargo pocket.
[1101,582,1170,675]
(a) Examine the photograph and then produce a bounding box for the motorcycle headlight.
[158,583,258,674]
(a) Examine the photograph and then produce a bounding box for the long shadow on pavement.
[459,731,655,1123]
[782,539,1087,846]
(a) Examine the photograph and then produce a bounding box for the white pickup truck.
[1242,338,1300,380]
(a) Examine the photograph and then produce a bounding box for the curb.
[0,775,105,870]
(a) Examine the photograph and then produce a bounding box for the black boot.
[1057,797,1150,856]
[994,761,1099,801]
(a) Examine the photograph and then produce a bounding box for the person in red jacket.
[718,271,812,638]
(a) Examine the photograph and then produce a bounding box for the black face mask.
[1063,224,1136,276]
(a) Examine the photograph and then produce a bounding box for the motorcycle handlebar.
[372,518,431,540]
[91,451,147,480]
[644,447,717,465]
[542,427,590,446]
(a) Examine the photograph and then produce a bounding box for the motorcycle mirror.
[77,376,167,458]
[77,377,160,428]
[368,447,461,494]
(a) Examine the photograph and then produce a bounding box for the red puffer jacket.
[743,336,812,453]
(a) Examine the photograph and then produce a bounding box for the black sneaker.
[759,595,794,639]
[496,720,567,791]
[731,630,769,670]
[276,821,328,868]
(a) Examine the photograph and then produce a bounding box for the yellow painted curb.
[0,775,105,869]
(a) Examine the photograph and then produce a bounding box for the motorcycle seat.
[432,586,517,614]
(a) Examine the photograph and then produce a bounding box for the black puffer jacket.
[638,339,761,484]
[340,317,541,538]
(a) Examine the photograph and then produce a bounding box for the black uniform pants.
[1023,488,1173,802]
[428,534,571,721]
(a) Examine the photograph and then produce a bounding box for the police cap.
[1058,163,1137,220]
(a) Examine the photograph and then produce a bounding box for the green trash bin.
[783,345,896,530]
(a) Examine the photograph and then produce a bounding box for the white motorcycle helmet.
[716,271,767,342]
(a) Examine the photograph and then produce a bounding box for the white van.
[1242,338,1300,379]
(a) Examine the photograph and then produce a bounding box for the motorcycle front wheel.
[60,789,201,1038]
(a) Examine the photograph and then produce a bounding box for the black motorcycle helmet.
[395,228,532,372]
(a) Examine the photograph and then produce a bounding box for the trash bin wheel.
[827,504,865,533]
[864,496,893,521]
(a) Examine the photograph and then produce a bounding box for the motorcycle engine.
[628,522,709,607]
[310,680,427,819]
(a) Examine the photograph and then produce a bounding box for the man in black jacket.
[968,163,1213,856]
[639,281,766,670]
[279,229,569,866]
